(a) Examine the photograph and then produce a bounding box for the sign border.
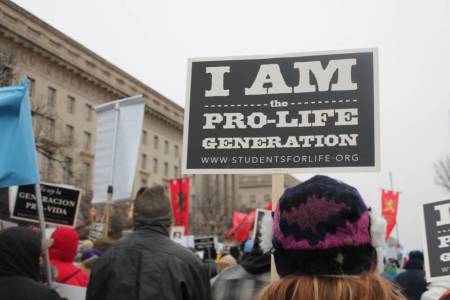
[182,48,380,174]
[10,182,82,227]
[421,198,450,282]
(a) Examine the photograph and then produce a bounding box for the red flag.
[234,210,256,242]
[169,178,190,234]
[381,189,399,239]
[226,211,248,238]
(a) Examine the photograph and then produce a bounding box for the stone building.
[0,0,183,230]
[190,174,300,238]
[0,0,300,238]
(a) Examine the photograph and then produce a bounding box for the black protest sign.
[422,199,450,280]
[194,236,215,251]
[183,49,379,174]
[12,183,81,227]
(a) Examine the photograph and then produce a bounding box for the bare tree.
[435,156,450,192]
[0,48,91,229]
[0,50,14,87]
[196,188,228,239]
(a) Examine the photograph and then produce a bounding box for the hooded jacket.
[0,227,62,300]
[49,226,89,287]
[86,219,211,300]
[395,259,427,300]
[211,252,271,300]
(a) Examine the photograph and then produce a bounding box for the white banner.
[92,95,145,204]
[54,283,86,300]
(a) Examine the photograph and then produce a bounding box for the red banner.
[226,210,256,242]
[169,177,190,234]
[381,189,399,239]
[226,211,248,239]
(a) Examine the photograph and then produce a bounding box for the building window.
[164,140,169,154]
[153,158,158,174]
[174,145,179,157]
[45,117,55,140]
[63,157,73,184]
[141,178,148,187]
[174,166,178,178]
[64,125,74,145]
[141,154,147,170]
[164,162,169,177]
[249,195,256,205]
[154,135,159,149]
[264,194,271,202]
[85,104,93,121]
[28,77,35,99]
[67,96,75,114]
[42,157,52,181]
[47,87,56,107]
[83,131,91,151]
[81,162,90,191]
[142,130,147,145]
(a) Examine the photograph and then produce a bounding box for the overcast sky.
[13,0,450,250]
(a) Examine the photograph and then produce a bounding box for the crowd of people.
[0,175,449,300]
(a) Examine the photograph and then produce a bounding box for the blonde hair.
[217,254,237,272]
[257,273,405,300]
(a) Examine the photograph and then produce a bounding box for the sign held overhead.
[92,95,145,204]
[422,199,450,281]
[183,49,379,174]
[11,183,81,227]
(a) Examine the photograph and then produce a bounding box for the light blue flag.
[0,79,39,188]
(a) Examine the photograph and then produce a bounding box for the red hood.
[49,227,79,262]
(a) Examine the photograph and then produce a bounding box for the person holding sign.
[0,227,63,300]
[257,175,405,300]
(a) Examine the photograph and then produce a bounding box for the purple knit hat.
[272,175,377,277]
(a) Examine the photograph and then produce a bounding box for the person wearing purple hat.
[80,249,101,277]
[257,175,406,300]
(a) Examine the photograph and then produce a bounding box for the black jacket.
[395,260,427,300]
[86,222,212,300]
[0,227,62,300]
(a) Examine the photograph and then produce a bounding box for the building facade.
[0,0,183,230]
[189,174,300,238]
[0,0,300,238]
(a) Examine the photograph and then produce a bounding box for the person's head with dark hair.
[229,246,240,261]
[395,251,427,299]
[0,226,42,280]
[0,227,63,299]
[204,247,217,260]
[133,185,172,233]
[257,175,405,300]
[409,251,424,261]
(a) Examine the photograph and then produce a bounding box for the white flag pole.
[35,183,52,285]
[103,102,120,239]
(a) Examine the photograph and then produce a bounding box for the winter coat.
[395,269,427,300]
[0,227,63,300]
[211,252,271,300]
[86,221,212,300]
[49,226,89,287]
